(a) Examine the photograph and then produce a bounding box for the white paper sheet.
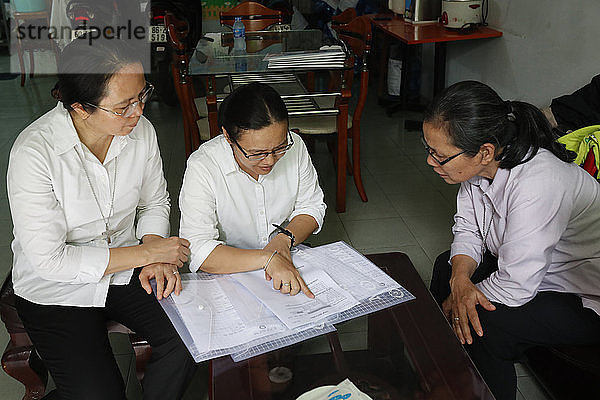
[231,268,359,330]
[296,242,401,301]
[158,241,414,363]
[172,277,286,352]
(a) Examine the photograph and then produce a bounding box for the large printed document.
[232,267,359,330]
[155,241,415,362]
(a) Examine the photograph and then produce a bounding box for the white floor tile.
[415,233,454,262]
[402,214,455,240]
[517,375,551,400]
[342,218,418,249]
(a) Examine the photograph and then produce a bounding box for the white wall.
[444,0,600,107]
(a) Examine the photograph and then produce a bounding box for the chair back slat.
[332,15,372,60]
[331,8,357,26]
[220,1,283,32]
[332,16,372,140]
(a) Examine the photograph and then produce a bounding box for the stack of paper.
[155,241,415,363]
[264,45,347,69]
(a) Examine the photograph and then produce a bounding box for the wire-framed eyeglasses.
[421,135,467,166]
[85,83,154,118]
[234,131,294,161]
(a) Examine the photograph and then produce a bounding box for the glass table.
[172,28,355,212]
[190,30,328,74]
[209,252,495,400]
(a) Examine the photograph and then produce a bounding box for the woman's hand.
[141,236,190,267]
[264,253,315,298]
[139,263,182,300]
[443,275,496,345]
[264,233,292,262]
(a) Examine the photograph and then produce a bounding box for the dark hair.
[218,82,288,141]
[424,81,576,168]
[51,39,142,112]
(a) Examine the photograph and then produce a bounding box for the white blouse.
[179,132,326,273]
[7,103,170,307]
[451,149,600,315]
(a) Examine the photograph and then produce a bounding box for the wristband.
[263,250,278,271]
[272,223,295,249]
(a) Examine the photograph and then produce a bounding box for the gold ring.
[282,283,291,286]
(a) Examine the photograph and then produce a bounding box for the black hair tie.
[505,100,516,122]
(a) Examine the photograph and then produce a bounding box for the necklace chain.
[482,203,493,253]
[77,149,118,244]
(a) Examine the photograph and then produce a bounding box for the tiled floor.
[0,49,550,399]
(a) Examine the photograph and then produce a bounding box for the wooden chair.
[289,15,371,204]
[219,1,303,117]
[331,8,357,27]
[303,8,357,94]
[164,12,203,158]
[220,1,284,32]
[525,344,600,399]
[11,0,60,86]
[0,272,152,400]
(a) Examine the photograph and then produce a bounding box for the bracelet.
[263,250,278,271]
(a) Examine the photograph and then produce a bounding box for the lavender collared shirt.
[450,149,600,316]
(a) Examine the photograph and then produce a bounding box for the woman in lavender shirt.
[426,81,600,400]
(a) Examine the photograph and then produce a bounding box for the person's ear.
[71,103,92,119]
[222,128,233,144]
[480,143,497,165]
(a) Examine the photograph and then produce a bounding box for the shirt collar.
[51,102,81,156]
[468,167,510,214]
[51,102,141,161]
[219,134,241,176]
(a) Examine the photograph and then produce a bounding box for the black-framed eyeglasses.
[233,131,294,161]
[421,135,467,166]
[85,83,154,118]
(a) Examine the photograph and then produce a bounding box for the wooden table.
[368,14,502,112]
[209,252,494,400]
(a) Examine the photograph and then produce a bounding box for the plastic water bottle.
[233,17,246,53]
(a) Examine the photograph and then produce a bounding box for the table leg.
[306,71,315,93]
[336,75,350,213]
[206,76,219,139]
[171,57,200,158]
[376,27,391,102]
[433,42,447,95]
[327,332,348,376]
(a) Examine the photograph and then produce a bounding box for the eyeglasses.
[85,83,154,118]
[233,131,294,161]
[421,135,467,166]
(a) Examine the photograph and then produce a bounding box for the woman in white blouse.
[425,81,600,400]
[7,40,196,399]
[179,82,326,298]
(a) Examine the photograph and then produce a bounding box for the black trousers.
[430,250,600,400]
[16,269,197,400]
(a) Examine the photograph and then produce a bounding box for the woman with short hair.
[426,81,600,400]
[7,39,196,399]
[179,82,326,297]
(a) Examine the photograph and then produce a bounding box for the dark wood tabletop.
[209,252,494,400]
[368,14,502,44]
